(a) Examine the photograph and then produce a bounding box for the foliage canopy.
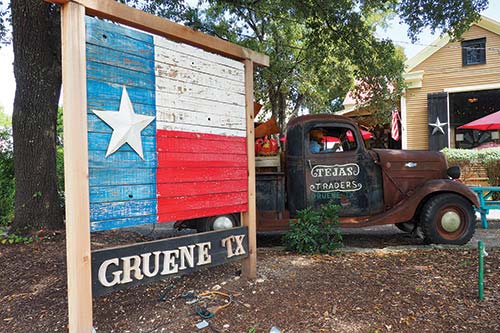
[0,0,488,232]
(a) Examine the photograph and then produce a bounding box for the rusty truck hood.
[371,149,448,209]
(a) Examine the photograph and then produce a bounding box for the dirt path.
[1,223,499,332]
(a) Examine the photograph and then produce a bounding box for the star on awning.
[429,116,448,135]
[93,86,155,159]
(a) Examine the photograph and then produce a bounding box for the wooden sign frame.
[48,0,268,331]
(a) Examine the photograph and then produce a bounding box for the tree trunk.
[10,0,63,233]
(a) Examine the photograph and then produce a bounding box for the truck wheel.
[420,194,475,245]
[395,222,416,233]
[196,214,239,232]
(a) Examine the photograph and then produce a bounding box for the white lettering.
[196,242,212,266]
[98,258,122,287]
[233,235,246,256]
[121,255,144,284]
[161,250,179,275]
[141,251,161,278]
[179,245,196,270]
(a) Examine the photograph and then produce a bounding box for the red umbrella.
[322,130,372,143]
[351,129,373,140]
[458,110,500,131]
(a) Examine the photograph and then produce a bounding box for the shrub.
[0,127,14,226]
[283,202,343,255]
[441,147,500,187]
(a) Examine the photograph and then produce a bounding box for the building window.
[462,38,486,66]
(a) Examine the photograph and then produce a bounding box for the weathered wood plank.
[155,61,245,94]
[157,167,247,183]
[87,43,154,75]
[157,180,248,198]
[157,129,246,142]
[89,168,156,187]
[154,93,245,118]
[158,204,248,223]
[156,121,246,137]
[91,214,157,232]
[88,150,157,169]
[86,16,154,56]
[90,199,156,221]
[155,76,245,106]
[88,132,156,152]
[156,133,247,154]
[157,152,246,168]
[87,79,155,110]
[158,191,247,214]
[156,106,245,130]
[89,184,156,203]
[153,35,246,70]
[154,44,244,85]
[87,60,155,91]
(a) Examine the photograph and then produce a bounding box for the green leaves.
[283,202,343,255]
[397,0,488,42]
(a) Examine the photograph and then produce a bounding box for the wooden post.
[242,59,257,279]
[61,2,93,331]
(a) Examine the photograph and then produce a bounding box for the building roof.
[405,15,500,72]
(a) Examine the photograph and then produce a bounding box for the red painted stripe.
[157,167,247,183]
[157,191,247,214]
[157,129,249,222]
[157,204,248,223]
[158,180,248,197]
[157,152,247,168]
[157,136,247,154]
[157,130,246,143]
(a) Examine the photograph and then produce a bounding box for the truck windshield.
[309,127,358,154]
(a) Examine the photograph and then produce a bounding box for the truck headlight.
[447,166,460,180]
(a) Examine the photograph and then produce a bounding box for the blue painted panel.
[90,199,157,221]
[91,215,157,232]
[89,168,156,187]
[87,60,155,91]
[88,132,156,153]
[87,79,155,110]
[86,17,157,231]
[89,184,157,203]
[87,43,154,75]
[89,150,157,169]
[86,17,154,58]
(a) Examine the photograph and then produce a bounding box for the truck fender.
[411,179,480,209]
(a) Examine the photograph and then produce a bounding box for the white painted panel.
[154,35,244,71]
[156,61,245,95]
[155,45,244,86]
[157,105,246,130]
[157,120,246,137]
[153,35,246,137]
[156,75,245,106]
[156,92,245,115]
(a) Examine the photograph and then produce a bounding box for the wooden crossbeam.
[45,0,269,67]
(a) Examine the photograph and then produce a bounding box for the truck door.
[305,124,384,217]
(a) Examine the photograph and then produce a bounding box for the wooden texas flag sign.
[86,17,248,231]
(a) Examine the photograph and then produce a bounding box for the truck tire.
[196,214,239,233]
[395,222,416,233]
[420,193,475,245]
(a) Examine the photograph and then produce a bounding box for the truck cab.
[256,114,480,245]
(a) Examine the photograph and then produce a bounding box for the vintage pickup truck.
[178,114,479,245]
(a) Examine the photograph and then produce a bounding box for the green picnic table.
[469,186,500,229]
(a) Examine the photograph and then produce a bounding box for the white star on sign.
[429,116,448,135]
[93,86,155,159]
